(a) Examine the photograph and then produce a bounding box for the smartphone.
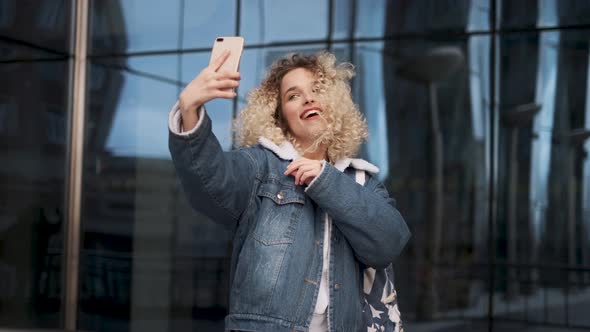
[209,36,244,72]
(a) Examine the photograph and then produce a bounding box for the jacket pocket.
[253,181,305,245]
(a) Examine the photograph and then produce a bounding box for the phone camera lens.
[216,38,224,42]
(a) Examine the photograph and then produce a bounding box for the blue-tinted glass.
[90,0,181,54]
[332,0,352,40]
[0,0,72,54]
[381,35,491,324]
[0,59,69,329]
[182,1,237,49]
[353,42,389,178]
[81,52,234,331]
[499,0,590,29]
[495,29,590,328]
[87,57,178,159]
[240,0,329,44]
[385,0,490,35]
[90,0,237,55]
[354,0,387,38]
[0,40,64,62]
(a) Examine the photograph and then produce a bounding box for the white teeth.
[303,110,319,119]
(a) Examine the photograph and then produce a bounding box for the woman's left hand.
[284,158,323,186]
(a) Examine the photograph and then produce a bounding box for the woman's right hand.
[178,50,241,130]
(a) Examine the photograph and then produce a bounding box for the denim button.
[277,191,284,203]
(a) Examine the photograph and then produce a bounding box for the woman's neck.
[301,144,328,161]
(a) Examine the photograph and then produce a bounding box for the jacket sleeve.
[168,102,259,229]
[304,162,411,269]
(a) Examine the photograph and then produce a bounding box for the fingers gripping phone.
[209,36,244,72]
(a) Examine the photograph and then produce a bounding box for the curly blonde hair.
[234,51,368,162]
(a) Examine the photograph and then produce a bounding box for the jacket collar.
[258,137,379,174]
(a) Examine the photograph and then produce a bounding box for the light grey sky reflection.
[105,65,178,158]
[240,0,328,44]
[529,31,560,242]
[105,53,233,158]
[355,43,389,181]
[107,0,235,52]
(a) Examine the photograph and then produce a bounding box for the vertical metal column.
[65,0,89,330]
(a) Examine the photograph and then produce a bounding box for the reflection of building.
[380,0,590,326]
[79,2,234,330]
[3,0,590,331]
[0,0,73,325]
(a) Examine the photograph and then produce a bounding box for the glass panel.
[239,0,329,44]
[181,1,237,49]
[353,42,389,177]
[80,57,177,331]
[385,0,490,35]
[0,0,72,54]
[354,0,387,38]
[0,59,69,328]
[90,0,180,55]
[90,0,236,55]
[495,29,590,328]
[332,0,352,40]
[381,34,491,326]
[0,40,64,62]
[499,0,590,30]
[80,52,235,331]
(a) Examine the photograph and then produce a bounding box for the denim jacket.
[168,104,410,332]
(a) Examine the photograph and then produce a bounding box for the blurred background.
[1,0,590,331]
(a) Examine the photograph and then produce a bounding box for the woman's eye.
[288,94,298,100]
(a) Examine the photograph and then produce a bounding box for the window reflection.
[496,29,590,327]
[0,0,71,54]
[0,60,69,328]
[91,0,180,54]
[90,0,236,55]
[239,0,329,44]
[0,40,64,62]
[382,34,491,324]
[4,0,590,330]
[499,0,590,29]
[354,0,387,38]
[354,42,389,180]
[386,0,490,34]
[331,0,352,40]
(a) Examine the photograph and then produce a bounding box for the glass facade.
[1,0,590,331]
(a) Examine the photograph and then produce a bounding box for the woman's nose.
[303,93,315,104]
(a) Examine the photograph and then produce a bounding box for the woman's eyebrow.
[283,86,299,97]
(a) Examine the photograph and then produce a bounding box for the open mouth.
[300,108,321,120]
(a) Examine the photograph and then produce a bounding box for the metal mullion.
[230,0,241,150]
[487,0,498,331]
[327,0,334,51]
[232,0,241,120]
[0,56,70,64]
[84,23,590,60]
[0,35,71,56]
[64,0,89,330]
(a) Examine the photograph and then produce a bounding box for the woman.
[168,51,410,332]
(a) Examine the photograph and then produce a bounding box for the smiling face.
[279,67,327,149]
